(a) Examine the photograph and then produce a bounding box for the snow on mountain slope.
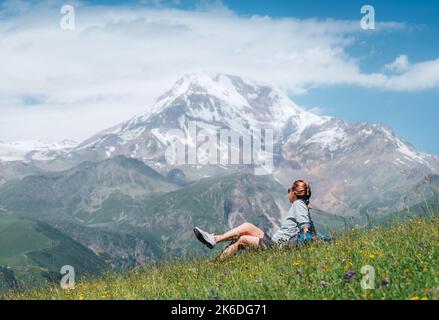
[73,73,438,174]
[281,113,437,174]
[74,73,331,164]
[0,140,77,162]
[132,73,305,128]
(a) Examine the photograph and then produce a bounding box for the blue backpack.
[297,231,331,243]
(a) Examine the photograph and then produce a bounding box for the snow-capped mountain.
[5,73,437,215]
[73,73,437,171]
[74,73,328,163]
[68,73,439,215]
[0,139,77,162]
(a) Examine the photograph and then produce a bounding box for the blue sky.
[0,0,438,155]
[177,0,434,154]
[92,0,439,154]
[222,0,439,154]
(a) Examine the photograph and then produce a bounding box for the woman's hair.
[289,180,312,207]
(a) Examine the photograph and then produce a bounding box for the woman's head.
[288,180,312,204]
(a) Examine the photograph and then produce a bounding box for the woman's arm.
[294,200,312,232]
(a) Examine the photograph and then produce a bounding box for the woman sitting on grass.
[194,179,315,260]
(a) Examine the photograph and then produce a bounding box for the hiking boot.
[194,227,216,249]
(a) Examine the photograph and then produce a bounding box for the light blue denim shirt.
[271,199,313,244]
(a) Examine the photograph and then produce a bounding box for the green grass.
[0,213,55,291]
[3,214,438,300]
[0,212,107,293]
[0,214,52,263]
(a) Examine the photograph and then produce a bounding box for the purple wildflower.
[344,270,356,281]
[381,279,390,287]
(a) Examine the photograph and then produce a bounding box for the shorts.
[258,234,275,249]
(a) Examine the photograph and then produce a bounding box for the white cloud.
[384,54,410,74]
[380,57,439,91]
[0,0,438,142]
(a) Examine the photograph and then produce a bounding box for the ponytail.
[290,180,312,208]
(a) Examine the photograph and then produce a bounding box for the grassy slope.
[0,213,53,292]
[0,214,52,264]
[0,212,107,293]
[4,214,438,300]
[371,193,439,227]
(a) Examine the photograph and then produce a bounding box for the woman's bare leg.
[219,235,260,260]
[214,222,264,244]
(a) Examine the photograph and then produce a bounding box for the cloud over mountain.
[1,0,439,143]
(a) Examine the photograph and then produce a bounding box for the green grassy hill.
[370,193,439,227]
[0,212,107,294]
[4,214,438,300]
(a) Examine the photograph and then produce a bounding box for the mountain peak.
[142,72,309,128]
[76,73,330,155]
[152,73,252,113]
